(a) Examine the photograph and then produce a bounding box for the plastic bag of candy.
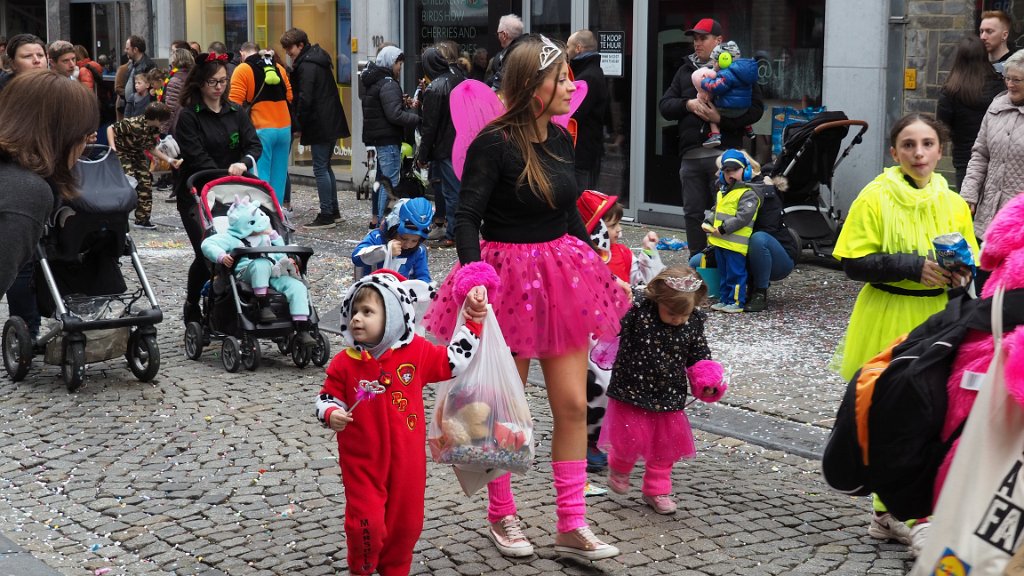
[933,232,975,272]
[428,304,535,495]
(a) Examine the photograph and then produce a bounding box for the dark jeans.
[311,142,338,216]
[5,262,40,335]
[435,158,460,240]
[689,231,795,290]
[430,163,444,226]
[678,155,719,256]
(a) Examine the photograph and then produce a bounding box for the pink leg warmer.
[552,460,588,533]
[487,473,517,523]
[642,461,673,497]
[608,454,636,476]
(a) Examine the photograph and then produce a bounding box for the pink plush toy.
[687,359,728,403]
[934,194,1024,506]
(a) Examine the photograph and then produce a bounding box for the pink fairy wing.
[450,80,506,180]
[551,80,588,129]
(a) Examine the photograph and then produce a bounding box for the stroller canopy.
[772,111,852,194]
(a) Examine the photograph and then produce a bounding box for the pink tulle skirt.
[423,235,628,358]
[597,399,696,465]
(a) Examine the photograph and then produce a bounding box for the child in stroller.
[202,195,314,347]
[184,170,329,372]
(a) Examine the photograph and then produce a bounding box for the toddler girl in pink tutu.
[598,264,728,515]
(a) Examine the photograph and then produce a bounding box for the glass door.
[587,0,632,205]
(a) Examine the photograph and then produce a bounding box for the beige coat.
[960,92,1024,237]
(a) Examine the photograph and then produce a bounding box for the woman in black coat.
[174,52,262,324]
[937,36,1005,189]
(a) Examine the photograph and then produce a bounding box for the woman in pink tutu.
[423,34,628,562]
[598,265,728,514]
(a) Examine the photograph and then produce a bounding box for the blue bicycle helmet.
[395,197,434,239]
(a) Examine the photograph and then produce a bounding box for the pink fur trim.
[452,262,500,302]
[1005,327,1024,408]
[687,359,727,403]
[980,194,1024,271]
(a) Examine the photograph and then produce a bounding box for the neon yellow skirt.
[835,284,948,381]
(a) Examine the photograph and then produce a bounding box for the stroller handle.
[812,119,868,135]
[185,168,258,192]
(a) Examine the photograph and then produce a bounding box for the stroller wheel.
[291,339,311,368]
[63,339,86,392]
[184,322,205,360]
[3,317,33,382]
[241,334,261,371]
[126,331,161,382]
[311,330,331,367]
[222,336,242,373]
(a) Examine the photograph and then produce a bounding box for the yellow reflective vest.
[708,185,760,256]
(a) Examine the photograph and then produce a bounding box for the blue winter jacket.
[351,229,432,282]
[701,58,759,111]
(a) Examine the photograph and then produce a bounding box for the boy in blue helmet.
[702,149,761,313]
[352,197,434,282]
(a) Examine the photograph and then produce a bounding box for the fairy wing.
[450,80,506,180]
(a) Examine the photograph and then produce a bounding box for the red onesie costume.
[315,271,484,575]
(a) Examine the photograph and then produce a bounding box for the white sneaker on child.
[867,512,912,545]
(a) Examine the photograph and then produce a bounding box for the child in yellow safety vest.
[703,149,761,313]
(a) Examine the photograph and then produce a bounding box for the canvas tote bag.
[911,287,1023,575]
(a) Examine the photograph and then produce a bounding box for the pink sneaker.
[554,526,620,561]
[642,494,678,515]
[487,515,534,557]
[608,470,630,494]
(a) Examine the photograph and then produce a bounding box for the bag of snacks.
[428,304,534,495]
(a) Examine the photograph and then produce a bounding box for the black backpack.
[822,289,1024,521]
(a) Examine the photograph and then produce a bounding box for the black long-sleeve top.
[173,101,262,201]
[455,125,590,264]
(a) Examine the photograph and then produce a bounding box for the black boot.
[183,300,201,326]
[293,322,316,348]
[744,288,768,313]
[256,297,276,323]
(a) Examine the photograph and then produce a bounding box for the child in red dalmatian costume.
[315,265,498,575]
[925,194,1024,554]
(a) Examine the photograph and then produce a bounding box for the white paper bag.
[911,287,1023,575]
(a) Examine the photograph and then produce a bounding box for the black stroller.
[2,145,163,391]
[182,170,330,372]
[770,111,869,260]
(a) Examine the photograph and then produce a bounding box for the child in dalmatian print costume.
[315,265,498,576]
[576,190,666,474]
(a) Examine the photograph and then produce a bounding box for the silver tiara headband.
[539,35,563,71]
[665,276,703,293]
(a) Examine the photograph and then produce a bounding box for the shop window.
[644,0,825,208]
[185,0,249,53]
[405,0,514,83]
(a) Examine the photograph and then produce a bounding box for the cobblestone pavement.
[0,184,913,574]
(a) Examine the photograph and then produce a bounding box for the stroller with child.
[2,145,164,392]
[182,170,330,372]
[769,111,869,260]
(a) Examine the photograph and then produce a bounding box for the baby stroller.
[770,111,869,260]
[182,170,330,372]
[2,145,163,392]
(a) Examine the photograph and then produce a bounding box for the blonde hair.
[488,35,570,208]
[645,265,708,314]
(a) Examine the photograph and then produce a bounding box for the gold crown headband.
[665,276,703,293]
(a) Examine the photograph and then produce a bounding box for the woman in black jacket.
[937,36,1004,189]
[360,45,420,227]
[174,52,262,324]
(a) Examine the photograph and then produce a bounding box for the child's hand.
[462,286,488,323]
[702,223,721,237]
[642,231,659,250]
[328,408,353,432]
[220,254,235,267]
[170,158,183,169]
[616,277,631,299]
[389,241,402,257]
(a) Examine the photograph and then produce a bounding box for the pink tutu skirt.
[423,235,628,359]
[597,399,696,465]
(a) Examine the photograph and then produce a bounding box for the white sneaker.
[710,302,728,312]
[554,526,620,561]
[487,515,534,557]
[867,512,912,545]
[910,521,930,557]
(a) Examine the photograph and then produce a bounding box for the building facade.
[5,0,1020,221]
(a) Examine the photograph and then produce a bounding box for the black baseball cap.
[684,18,723,36]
